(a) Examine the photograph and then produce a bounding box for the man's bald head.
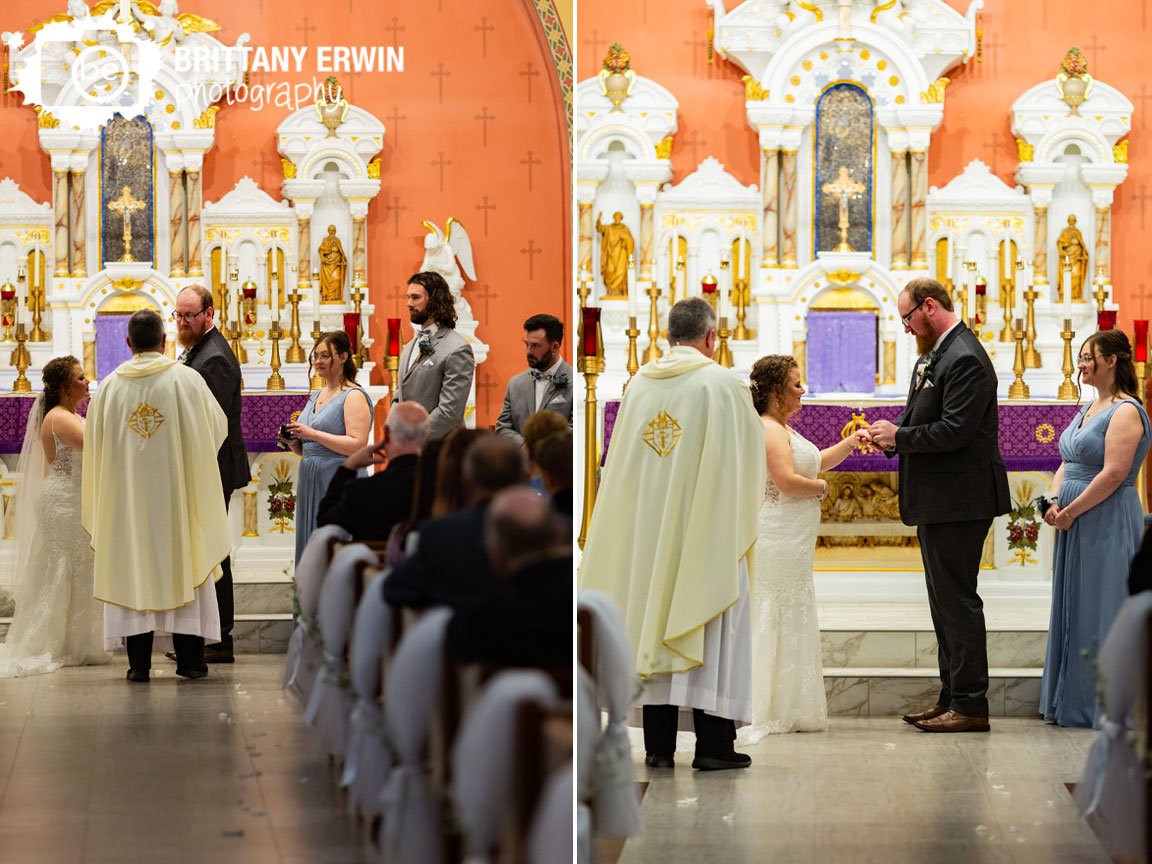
[464,435,527,503]
[385,401,431,455]
[484,486,562,573]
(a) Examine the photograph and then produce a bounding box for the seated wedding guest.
[534,429,573,518]
[522,409,568,491]
[315,401,430,542]
[383,435,526,610]
[1040,329,1150,727]
[495,314,573,445]
[1128,527,1152,595]
[431,428,488,516]
[384,439,444,569]
[446,486,571,668]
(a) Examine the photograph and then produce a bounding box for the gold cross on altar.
[109,185,146,263]
[822,166,865,253]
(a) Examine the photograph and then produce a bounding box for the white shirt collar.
[931,320,961,353]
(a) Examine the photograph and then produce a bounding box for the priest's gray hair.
[386,401,431,447]
[127,309,165,352]
[668,297,716,345]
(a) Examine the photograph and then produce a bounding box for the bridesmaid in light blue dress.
[1040,329,1150,728]
[285,331,373,563]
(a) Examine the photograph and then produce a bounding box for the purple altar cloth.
[602,400,1081,472]
[0,392,310,454]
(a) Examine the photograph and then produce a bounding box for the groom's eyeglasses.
[901,299,926,326]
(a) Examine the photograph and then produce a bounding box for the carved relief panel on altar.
[815,84,873,255]
[100,116,154,266]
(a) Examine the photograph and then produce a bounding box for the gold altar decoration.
[242,489,258,537]
[742,75,770,101]
[367,158,381,179]
[1016,139,1034,162]
[240,278,258,340]
[315,76,349,137]
[577,311,605,552]
[1091,266,1109,314]
[1113,140,1129,164]
[625,314,640,389]
[281,158,297,180]
[34,106,58,128]
[309,321,324,390]
[822,166,866,253]
[730,237,754,341]
[1057,215,1087,301]
[919,77,950,104]
[193,106,219,129]
[266,322,286,391]
[0,281,15,342]
[109,185,146,263]
[317,225,347,303]
[655,136,675,159]
[1008,320,1030,399]
[871,0,898,23]
[595,212,634,297]
[1056,47,1092,117]
[643,275,662,364]
[598,43,636,112]
[811,287,876,311]
[1058,319,1078,400]
[841,412,875,454]
[715,315,734,369]
[285,289,306,363]
[826,269,863,287]
[795,1,823,21]
[10,325,30,392]
[25,250,48,343]
[111,276,144,292]
[999,240,1017,342]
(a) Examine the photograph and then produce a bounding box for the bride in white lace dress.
[740,355,869,741]
[0,356,108,677]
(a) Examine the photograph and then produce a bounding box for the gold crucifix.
[108,185,146,263]
[822,166,866,252]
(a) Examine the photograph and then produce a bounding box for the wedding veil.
[2,393,48,610]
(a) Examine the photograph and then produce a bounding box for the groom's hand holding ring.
[868,420,896,450]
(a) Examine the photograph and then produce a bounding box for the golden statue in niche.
[317,225,347,302]
[594,211,634,297]
[1056,214,1087,301]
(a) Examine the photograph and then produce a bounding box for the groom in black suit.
[173,285,248,663]
[869,278,1010,733]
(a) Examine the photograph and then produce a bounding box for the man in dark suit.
[173,285,247,664]
[316,401,429,541]
[393,271,475,440]
[869,278,1010,733]
[496,314,573,445]
[383,435,526,611]
[447,486,571,669]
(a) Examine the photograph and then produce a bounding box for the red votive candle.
[343,313,359,352]
[1134,320,1149,363]
[386,317,401,356]
[701,281,717,294]
[582,306,601,358]
[242,284,257,299]
[974,283,986,296]
[1097,310,1117,331]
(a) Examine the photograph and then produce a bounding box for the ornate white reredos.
[929,159,1029,212]
[1012,77,1132,168]
[710,0,981,91]
[659,157,759,208]
[204,176,293,225]
[277,105,385,186]
[0,179,52,227]
[575,74,678,167]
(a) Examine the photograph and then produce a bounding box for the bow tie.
[531,370,556,382]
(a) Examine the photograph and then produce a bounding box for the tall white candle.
[1062,260,1072,320]
[945,235,952,280]
[1002,242,1011,281]
[967,269,976,323]
[720,258,731,320]
[627,258,638,319]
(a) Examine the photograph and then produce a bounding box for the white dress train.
[739,428,828,742]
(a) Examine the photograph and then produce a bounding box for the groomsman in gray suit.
[394,271,475,440]
[495,314,573,446]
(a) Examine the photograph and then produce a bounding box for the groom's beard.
[915,330,937,357]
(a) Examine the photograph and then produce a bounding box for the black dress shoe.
[126,669,150,683]
[175,665,209,679]
[644,754,675,768]
[692,752,752,771]
[203,647,235,664]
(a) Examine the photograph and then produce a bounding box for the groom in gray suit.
[496,313,573,446]
[869,278,1010,733]
[394,271,475,440]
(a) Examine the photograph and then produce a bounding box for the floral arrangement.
[267,459,296,533]
[417,335,435,358]
[1007,480,1042,565]
[603,43,631,73]
[1061,48,1088,78]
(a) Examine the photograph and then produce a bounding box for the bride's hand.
[852,429,873,449]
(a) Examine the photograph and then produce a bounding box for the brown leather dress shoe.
[901,703,946,725]
[913,709,990,733]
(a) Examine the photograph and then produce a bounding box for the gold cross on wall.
[822,166,865,253]
[108,185,146,263]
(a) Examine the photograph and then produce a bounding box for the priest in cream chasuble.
[83,342,231,648]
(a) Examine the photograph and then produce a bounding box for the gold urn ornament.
[241,278,259,340]
[315,75,349,137]
[0,282,15,341]
[1056,48,1092,117]
[598,43,636,112]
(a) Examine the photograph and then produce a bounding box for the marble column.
[1094,206,1110,279]
[297,216,312,280]
[639,202,655,282]
[792,338,807,381]
[169,171,186,277]
[53,170,69,276]
[69,169,87,277]
[761,147,779,267]
[1033,206,1049,285]
[186,171,203,276]
[909,151,928,269]
[578,201,593,277]
[780,150,798,268]
[352,215,367,280]
[890,152,909,270]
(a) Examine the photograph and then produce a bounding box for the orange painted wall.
[0,0,571,427]
[576,0,1151,332]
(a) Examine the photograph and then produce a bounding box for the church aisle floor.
[0,656,373,864]
[619,718,1110,864]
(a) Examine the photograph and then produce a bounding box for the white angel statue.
[420,217,477,323]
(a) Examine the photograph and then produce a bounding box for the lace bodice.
[763,429,821,507]
[46,433,82,486]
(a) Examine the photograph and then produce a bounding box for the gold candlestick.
[1057,320,1078,400]
[577,273,592,309]
[285,290,306,363]
[999,276,1015,343]
[1137,360,1148,512]
[974,285,987,340]
[1022,286,1041,368]
[671,255,684,308]
[266,321,285,390]
[1091,266,1108,315]
[309,320,324,390]
[577,351,604,552]
[28,262,49,343]
[1007,322,1030,399]
[715,315,734,368]
[955,284,969,329]
[11,325,30,392]
[732,273,754,341]
[386,354,400,400]
[625,314,640,388]
[643,284,662,363]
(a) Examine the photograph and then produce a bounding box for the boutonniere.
[417,337,435,358]
[551,370,570,388]
[921,350,942,384]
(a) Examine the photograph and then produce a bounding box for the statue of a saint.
[317,225,347,303]
[1056,214,1088,301]
[595,211,634,297]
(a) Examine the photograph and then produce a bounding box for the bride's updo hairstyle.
[749,354,798,416]
[41,355,80,417]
